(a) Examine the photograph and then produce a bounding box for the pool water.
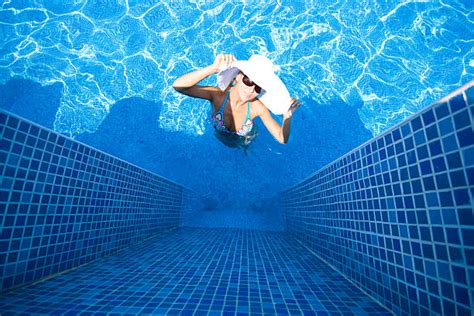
[0,1,473,315]
[0,1,472,217]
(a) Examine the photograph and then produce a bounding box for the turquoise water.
[0,0,473,222]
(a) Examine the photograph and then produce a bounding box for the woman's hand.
[211,54,236,73]
[283,98,302,119]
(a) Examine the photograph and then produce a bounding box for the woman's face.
[236,73,259,101]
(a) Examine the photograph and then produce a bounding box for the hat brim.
[217,61,292,115]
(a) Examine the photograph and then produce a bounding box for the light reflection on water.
[0,0,472,138]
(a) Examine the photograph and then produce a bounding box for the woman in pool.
[172,54,301,147]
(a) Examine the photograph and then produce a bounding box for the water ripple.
[0,0,472,137]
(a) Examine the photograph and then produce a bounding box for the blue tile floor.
[0,228,392,315]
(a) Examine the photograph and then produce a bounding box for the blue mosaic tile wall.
[283,83,474,316]
[0,110,184,293]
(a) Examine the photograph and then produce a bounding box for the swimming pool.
[1,0,472,215]
[0,1,473,315]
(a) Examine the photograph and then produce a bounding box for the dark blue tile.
[404,196,414,209]
[454,285,470,305]
[390,170,399,182]
[0,139,12,152]
[441,280,454,298]
[439,191,454,207]
[458,209,474,225]
[432,227,445,242]
[442,134,459,153]
[422,109,435,126]
[432,157,447,172]
[19,121,29,133]
[452,265,467,285]
[0,112,7,125]
[39,129,48,140]
[402,181,412,194]
[443,299,456,316]
[422,243,435,259]
[409,117,421,133]
[14,131,26,143]
[3,127,15,140]
[426,125,439,141]
[401,123,411,138]
[393,128,401,141]
[461,227,474,247]
[420,160,432,175]
[438,117,454,135]
[465,248,474,265]
[414,130,426,146]
[29,125,39,136]
[454,189,470,206]
[377,137,384,148]
[404,136,414,150]
[417,145,429,160]
[426,192,439,206]
[414,195,425,208]
[435,173,450,189]
[399,169,408,181]
[409,165,419,178]
[6,116,19,129]
[449,170,467,187]
[435,102,450,119]
[387,146,395,157]
[465,86,474,105]
[456,128,474,147]
[397,154,407,167]
[12,143,22,154]
[449,94,466,113]
[26,135,37,147]
[430,296,442,314]
[463,147,474,166]
[395,141,404,154]
[429,140,442,156]
[453,110,471,130]
[446,152,462,169]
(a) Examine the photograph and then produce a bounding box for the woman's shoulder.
[250,98,269,116]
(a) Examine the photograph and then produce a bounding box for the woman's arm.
[257,99,302,144]
[172,54,235,100]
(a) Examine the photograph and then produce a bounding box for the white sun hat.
[216,54,292,115]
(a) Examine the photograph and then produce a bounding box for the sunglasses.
[242,74,262,94]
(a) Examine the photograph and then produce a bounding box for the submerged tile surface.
[0,227,391,315]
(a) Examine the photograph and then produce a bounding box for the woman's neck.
[229,88,247,108]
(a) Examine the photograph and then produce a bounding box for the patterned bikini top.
[211,89,254,137]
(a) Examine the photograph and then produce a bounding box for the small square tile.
[457,128,474,148]
[465,86,474,105]
[449,94,466,113]
[435,102,450,119]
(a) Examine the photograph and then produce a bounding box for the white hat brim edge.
[217,61,292,115]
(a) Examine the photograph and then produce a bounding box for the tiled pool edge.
[0,110,193,293]
[283,81,474,316]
